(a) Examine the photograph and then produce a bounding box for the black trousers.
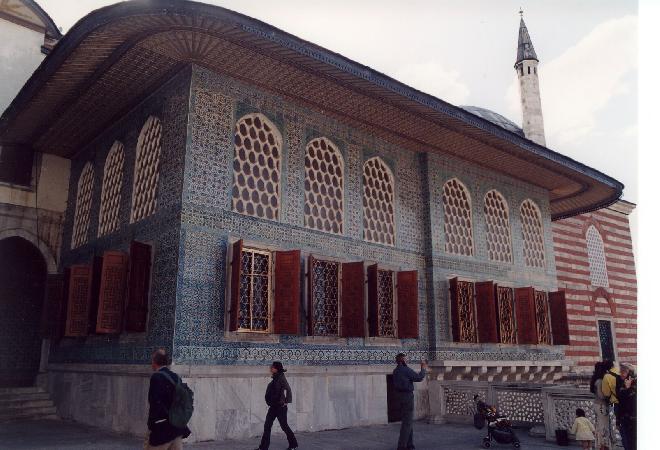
[259,405,298,450]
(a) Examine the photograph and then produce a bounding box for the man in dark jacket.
[146,349,191,450]
[255,361,298,450]
[392,353,427,450]
[615,363,636,450]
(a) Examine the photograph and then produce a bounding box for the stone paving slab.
[0,418,568,449]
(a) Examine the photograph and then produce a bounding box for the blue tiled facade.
[51,64,563,366]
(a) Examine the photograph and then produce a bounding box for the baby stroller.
[473,395,521,448]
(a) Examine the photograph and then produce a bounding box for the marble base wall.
[44,363,429,442]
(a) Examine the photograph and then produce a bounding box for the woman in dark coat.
[254,361,298,450]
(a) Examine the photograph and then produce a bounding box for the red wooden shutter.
[274,250,301,335]
[367,264,379,337]
[549,290,570,345]
[65,265,93,337]
[88,256,103,334]
[125,241,152,332]
[307,255,316,335]
[449,278,477,343]
[40,274,66,338]
[96,251,129,334]
[514,287,538,344]
[396,271,418,339]
[228,240,243,331]
[340,261,365,337]
[475,281,498,343]
[449,277,460,342]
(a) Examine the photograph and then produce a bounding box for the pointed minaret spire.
[514,11,546,146]
[516,12,538,66]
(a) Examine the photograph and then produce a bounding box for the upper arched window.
[304,137,344,234]
[442,178,474,256]
[71,162,94,249]
[98,141,125,237]
[483,190,513,263]
[131,116,162,223]
[362,157,395,246]
[520,199,546,268]
[586,225,609,287]
[231,113,282,220]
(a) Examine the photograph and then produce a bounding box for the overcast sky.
[41,0,638,228]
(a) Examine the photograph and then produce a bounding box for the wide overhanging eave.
[0,0,624,220]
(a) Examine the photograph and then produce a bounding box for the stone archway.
[0,236,47,387]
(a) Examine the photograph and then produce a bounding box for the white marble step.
[0,405,58,422]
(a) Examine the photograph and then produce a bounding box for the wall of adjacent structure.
[0,19,46,114]
[552,202,637,371]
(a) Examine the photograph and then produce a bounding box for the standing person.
[589,362,613,450]
[145,349,192,450]
[615,363,636,450]
[570,408,596,450]
[600,360,618,405]
[254,361,298,450]
[392,353,428,450]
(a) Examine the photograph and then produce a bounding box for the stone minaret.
[515,12,546,146]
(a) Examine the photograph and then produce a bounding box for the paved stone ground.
[0,418,568,449]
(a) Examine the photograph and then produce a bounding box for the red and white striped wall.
[551,200,637,372]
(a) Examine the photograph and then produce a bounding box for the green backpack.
[158,371,194,429]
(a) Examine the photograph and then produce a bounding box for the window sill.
[365,337,401,347]
[302,336,347,345]
[224,331,280,344]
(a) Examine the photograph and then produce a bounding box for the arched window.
[130,116,162,223]
[304,137,344,234]
[98,141,125,237]
[442,178,474,256]
[520,199,545,268]
[586,225,609,287]
[483,190,512,263]
[71,162,94,249]
[231,113,282,220]
[362,157,395,246]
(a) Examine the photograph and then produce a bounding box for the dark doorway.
[386,374,402,422]
[598,320,616,362]
[0,237,47,387]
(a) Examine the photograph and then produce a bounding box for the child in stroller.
[473,395,521,448]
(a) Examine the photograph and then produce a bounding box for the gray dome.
[461,106,524,137]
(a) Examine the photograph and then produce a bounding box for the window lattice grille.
[586,225,609,287]
[363,157,395,246]
[98,141,125,237]
[71,162,94,249]
[483,190,513,263]
[311,259,340,336]
[232,114,282,220]
[377,269,396,337]
[304,138,344,234]
[239,248,271,331]
[534,290,552,344]
[131,116,162,223]
[520,199,545,268]
[442,178,474,256]
[496,286,516,344]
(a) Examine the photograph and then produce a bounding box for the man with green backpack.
[145,349,193,449]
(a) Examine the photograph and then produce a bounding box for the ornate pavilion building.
[0,1,636,441]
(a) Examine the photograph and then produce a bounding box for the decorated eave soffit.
[0,0,623,220]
